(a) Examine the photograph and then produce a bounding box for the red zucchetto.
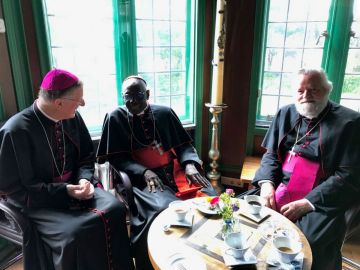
[40,69,79,91]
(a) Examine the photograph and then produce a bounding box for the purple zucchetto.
[40,69,79,91]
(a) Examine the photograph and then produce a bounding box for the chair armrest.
[0,199,28,245]
[112,168,138,216]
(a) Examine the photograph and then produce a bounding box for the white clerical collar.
[127,102,149,117]
[35,100,60,123]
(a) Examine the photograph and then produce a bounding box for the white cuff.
[258,180,274,187]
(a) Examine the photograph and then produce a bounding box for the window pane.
[170,0,186,20]
[285,23,306,48]
[135,0,153,19]
[267,23,286,47]
[280,72,294,95]
[44,0,117,133]
[154,48,170,72]
[260,95,279,118]
[155,72,170,96]
[264,48,284,71]
[258,0,330,123]
[268,0,288,22]
[154,21,170,46]
[171,22,186,46]
[137,48,154,72]
[171,47,185,70]
[288,0,309,22]
[340,0,360,112]
[136,0,191,121]
[302,49,323,68]
[136,20,154,47]
[171,95,186,117]
[262,72,280,95]
[153,0,170,20]
[283,49,302,72]
[171,72,185,95]
[305,22,328,47]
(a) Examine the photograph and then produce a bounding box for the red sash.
[132,146,205,199]
[275,152,323,211]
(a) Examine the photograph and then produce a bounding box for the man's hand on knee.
[280,199,313,222]
[185,163,211,188]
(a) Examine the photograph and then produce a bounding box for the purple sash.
[275,152,322,211]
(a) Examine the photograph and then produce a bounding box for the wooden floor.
[4,235,360,270]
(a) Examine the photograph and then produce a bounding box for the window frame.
[33,0,203,135]
[247,0,356,154]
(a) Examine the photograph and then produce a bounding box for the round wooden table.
[148,198,312,269]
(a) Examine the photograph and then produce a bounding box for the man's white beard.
[295,98,328,119]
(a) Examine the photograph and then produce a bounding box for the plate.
[192,197,218,215]
[166,252,206,270]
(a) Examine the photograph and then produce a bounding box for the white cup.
[272,236,302,263]
[224,232,250,259]
[169,201,189,221]
[244,195,265,215]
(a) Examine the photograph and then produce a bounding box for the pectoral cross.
[152,140,164,155]
[287,146,296,163]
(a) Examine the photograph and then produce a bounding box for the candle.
[211,0,225,105]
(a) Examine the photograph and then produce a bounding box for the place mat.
[238,207,271,224]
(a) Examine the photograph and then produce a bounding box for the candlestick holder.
[205,103,228,194]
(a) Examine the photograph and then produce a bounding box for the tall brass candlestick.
[206,103,227,194]
[206,0,227,194]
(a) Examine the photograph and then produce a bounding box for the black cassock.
[253,102,360,270]
[97,104,216,268]
[0,102,132,270]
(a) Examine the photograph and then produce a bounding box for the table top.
[147,198,312,270]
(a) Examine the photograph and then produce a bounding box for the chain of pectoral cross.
[126,107,163,155]
[287,109,329,162]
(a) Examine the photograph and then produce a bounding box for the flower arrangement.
[207,188,240,220]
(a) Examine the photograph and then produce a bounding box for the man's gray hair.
[298,68,333,92]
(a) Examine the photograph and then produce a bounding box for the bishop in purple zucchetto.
[40,69,79,91]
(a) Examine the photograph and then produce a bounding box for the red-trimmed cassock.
[0,102,133,270]
[97,104,216,268]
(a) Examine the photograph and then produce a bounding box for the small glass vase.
[221,218,234,239]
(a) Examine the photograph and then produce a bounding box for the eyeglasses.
[122,92,146,102]
[61,97,85,105]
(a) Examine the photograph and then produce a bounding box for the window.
[255,0,360,127]
[43,0,198,134]
[340,0,360,111]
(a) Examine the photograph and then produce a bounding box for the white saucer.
[221,247,257,266]
[169,212,194,227]
[267,247,303,270]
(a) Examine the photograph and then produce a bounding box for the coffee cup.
[224,232,250,259]
[272,235,302,263]
[244,195,265,215]
[169,201,189,221]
